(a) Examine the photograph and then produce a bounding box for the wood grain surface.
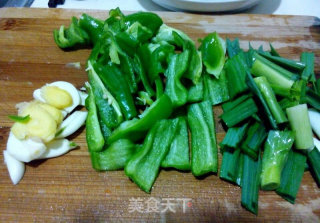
[0,8,319,222]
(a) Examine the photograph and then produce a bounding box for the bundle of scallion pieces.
[53,8,320,215]
[53,8,224,192]
[219,39,320,214]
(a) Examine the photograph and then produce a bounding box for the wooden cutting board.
[0,8,319,222]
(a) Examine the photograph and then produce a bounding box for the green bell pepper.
[87,61,123,128]
[161,117,191,171]
[92,61,137,120]
[164,50,190,107]
[53,17,90,49]
[90,139,137,171]
[188,101,218,176]
[85,83,105,152]
[108,94,173,143]
[125,119,178,193]
[78,13,104,45]
[200,32,226,79]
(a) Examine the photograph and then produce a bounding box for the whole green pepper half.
[188,100,218,176]
[107,94,173,144]
[125,118,179,193]
[90,139,137,171]
[85,83,104,152]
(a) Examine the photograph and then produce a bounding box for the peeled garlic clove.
[37,138,77,159]
[3,150,25,185]
[7,132,47,163]
[56,111,88,138]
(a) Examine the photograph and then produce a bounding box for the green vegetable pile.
[54,8,320,215]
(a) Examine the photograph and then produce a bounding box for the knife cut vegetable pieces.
[92,60,137,120]
[200,32,226,79]
[203,70,229,105]
[225,51,249,99]
[164,50,190,107]
[125,119,178,192]
[220,97,258,128]
[241,153,262,215]
[254,76,288,124]
[300,52,315,81]
[90,139,137,171]
[276,150,306,204]
[220,148,243,186]
[259,52,305,72]
[220,123,249,151]
[188,101,218,176]
[307,147,320,187]
[246,72,278,129]
[87,60,123,129]
[251,53,296,92]
[161,117,191,171]
[286,104,314,150]
[260,130,294,190]
[85,83,105,152]
[240,122,267,160]
[108,94,173,143]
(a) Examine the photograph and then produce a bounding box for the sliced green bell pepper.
[164,50,190,107]
[200,32,226,79]
[161,117,191,171]
[92,61,137,120]
[108,94,173,143]
[125,119,178,192]
[87,61,123,128]
[90,139,137,171]
[85,83,105,152]
[188,101,218,176]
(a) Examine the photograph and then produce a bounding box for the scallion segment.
[240,122,267,160]
[220,148,243,186]
[225,51,249,99]
[300,52,315,81]
[251,53,295,92]
[241,153,261,215]
[276,150,306,204]
[221,98,258,128]
[286,104,314,150]
[307,147,320,187]
[254,76,288,124]
[260,130,294,191]
[260,52,305,72]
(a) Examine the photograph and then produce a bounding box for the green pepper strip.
[164,50,190,107]
[125,119,178,193]
[87,61,123,128]
[92,61,137,120]
[161,117,191,171]
[108,94,173,144]
[125,11,163,36]
[90,139,137,171]
[78,13,104,45]
[85,83,104,152]
[188,101,218,176]
[53,17,90,49]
